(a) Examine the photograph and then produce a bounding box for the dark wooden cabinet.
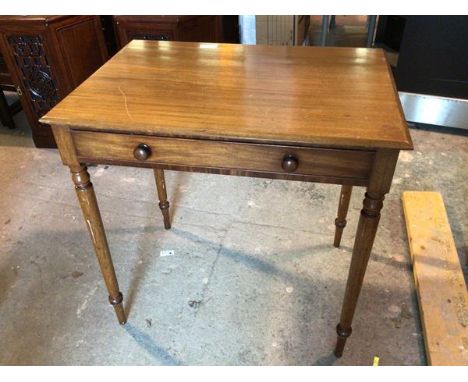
[113,16,239,48]
[0,16,108,147]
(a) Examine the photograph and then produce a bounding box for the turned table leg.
[334,185,353,247]
[334,191,384,357]
[334,149,398,357]
[71,165,127,324]
[154,168,171,229]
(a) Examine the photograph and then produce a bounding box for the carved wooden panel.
[7,35,59,118]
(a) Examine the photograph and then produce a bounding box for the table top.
[41,40,412,150]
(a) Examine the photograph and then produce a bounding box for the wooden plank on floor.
[402,191,468,365]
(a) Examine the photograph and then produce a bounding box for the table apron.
[71,130,375,186]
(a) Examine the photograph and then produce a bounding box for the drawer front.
[72,131,374,182]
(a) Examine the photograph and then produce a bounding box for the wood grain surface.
[45,41,411,352]
[41,40,412,150]
[71,130,375,183]
[402,191,468,365]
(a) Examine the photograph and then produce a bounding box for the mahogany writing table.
[41,40,413,358]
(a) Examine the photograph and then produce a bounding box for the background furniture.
[395,16,468,130]
[113,16,239,48]
[376,16,468,130]
[99,16,119,57]
[375,15,406,52]
[0,16,108,147]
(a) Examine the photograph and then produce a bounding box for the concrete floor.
[0,108,467,365]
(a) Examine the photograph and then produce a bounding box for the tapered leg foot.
[71,165,127,325]
[154,168,171,229]
[109,292,127,324]
[334,185,352,247]
[334,324,352,357]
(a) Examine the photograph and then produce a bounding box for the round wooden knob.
[282,154,299,173]
[133,144,152,161]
